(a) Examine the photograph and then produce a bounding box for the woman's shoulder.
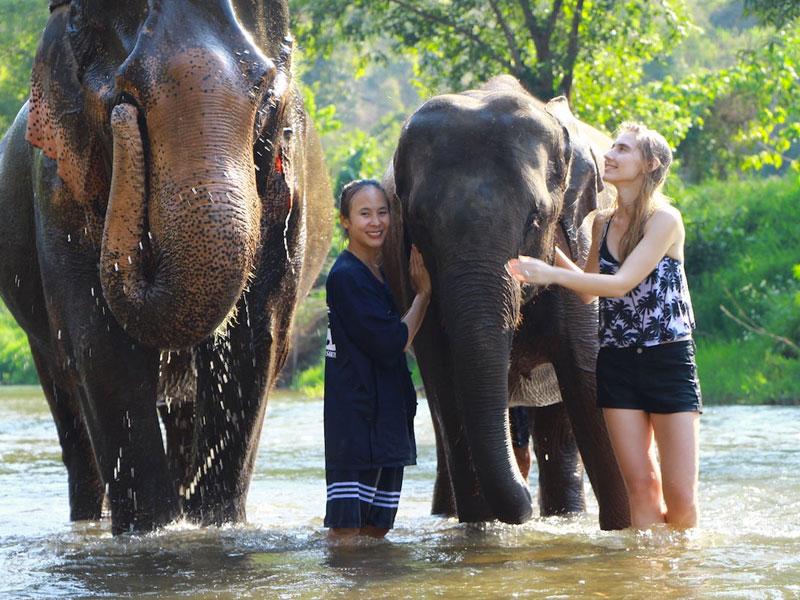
[328,252,358,284]
[328,252,378,293]
[648,204,683,230]
[589,208,613,236]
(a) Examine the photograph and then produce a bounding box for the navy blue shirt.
[324,250,417,470]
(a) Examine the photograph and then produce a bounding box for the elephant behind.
[382,75,630,529]
[0,0,332,534]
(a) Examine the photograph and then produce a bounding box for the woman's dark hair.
[338,179,387,219]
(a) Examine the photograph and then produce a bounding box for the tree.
[292,0,691,104]
[0,0,49,134]
[744,0,800,26]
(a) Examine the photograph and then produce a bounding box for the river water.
[1,385,799,599]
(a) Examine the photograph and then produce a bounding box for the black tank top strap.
[601,215,613,240]
[599,215,617,264]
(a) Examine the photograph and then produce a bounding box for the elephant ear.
[545,96,605,261]
[380,159,414,314]
[25,6,107,207]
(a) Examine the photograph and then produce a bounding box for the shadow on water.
[2,388,800,599]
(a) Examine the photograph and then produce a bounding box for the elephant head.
[385,75,609,523]
[26,0,296,349]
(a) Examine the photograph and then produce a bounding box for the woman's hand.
[409,244,432,299]
[507,255,556,285]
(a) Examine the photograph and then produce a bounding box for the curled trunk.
[100,70,262,349]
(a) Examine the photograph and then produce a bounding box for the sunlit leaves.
[292,0,692,103]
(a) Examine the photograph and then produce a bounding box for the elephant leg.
[184,285,294,525]
[158,401,194,501]
[530,402,585,516]
[31,346,104,521]
[68,327,177,534]
[157,350,196,499]
[553,360,630,530]
[429,401,457,517]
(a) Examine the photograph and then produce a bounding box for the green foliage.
[641,17,800,182]
[743,0,800,26]
[696,335,800,404]
[0,0,48,134]
[292,361,325,398]
[677,174,800,402]
[0,300,38,385]
[291,0,691,103]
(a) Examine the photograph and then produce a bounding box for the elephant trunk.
[441,269,532,524]
[101,96,261,350]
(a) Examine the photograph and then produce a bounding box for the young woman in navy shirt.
[509,123,702,529]
[324,179,431,541]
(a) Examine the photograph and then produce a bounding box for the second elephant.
[382,75,630,530]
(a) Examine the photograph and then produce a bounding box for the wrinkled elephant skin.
[0,0,333,534]
[382,75,630,530]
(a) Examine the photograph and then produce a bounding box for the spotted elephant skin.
[382,75,630,530]
[0,0,333,534]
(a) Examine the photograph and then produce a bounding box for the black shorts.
[324,467,404,530]
[508,406,530,448]
[596,339,702,414]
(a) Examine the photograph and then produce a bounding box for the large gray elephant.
[0,0,332,534]
[382,75,630,529]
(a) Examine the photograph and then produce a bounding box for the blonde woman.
[508,123,701,529]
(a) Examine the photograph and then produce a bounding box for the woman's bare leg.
[603,408,665,528]
[651,411,700,528]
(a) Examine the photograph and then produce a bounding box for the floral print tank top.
[598,217,696,348]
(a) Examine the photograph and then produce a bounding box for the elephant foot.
[68,481,104,521]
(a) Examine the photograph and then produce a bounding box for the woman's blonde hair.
[614,122,673,262]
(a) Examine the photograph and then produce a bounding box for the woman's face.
[602,131,647,186]
[340,186,391,253]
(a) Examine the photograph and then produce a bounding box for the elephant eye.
[115,91,138,107]
[525,210,540,229]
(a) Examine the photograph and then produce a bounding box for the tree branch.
[720,285,800,357]
[720,305,800,357]
[385,0,514,72]
[518,0,564,62]
[558,0,584,98]
[488,0,522,70]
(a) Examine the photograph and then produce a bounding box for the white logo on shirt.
[326,306,336,358]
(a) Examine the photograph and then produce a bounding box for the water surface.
[1,386,799,599]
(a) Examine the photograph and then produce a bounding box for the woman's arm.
[549,211,606,304]
[402,245,431,351]
[509,209,681,298]
[553,246,597,304]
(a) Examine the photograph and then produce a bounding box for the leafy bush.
[678,174,800,403]
[0,301,38,385]
[696,336,800,404]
